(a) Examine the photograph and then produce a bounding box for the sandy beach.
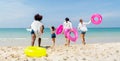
[0,43,120,61]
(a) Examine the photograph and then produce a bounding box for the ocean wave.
[0,38,27,40]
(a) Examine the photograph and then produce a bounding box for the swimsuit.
[51,33,56,38]
[81,31,86,34]
[31,29,35,34]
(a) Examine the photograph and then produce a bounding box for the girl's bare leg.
[64,37,68,46]
[52,38,55,47]
[31,34,36,46]
[38,38,41,47]
[67,39,70,46]
[80,34,86,45]
[83,34,86,45]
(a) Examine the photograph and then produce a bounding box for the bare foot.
[82,42,86,45]
[64,43,67,46]
[64,44,70,47]
[67,43,70,47]
[50,45,55,48]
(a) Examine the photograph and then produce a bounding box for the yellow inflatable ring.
[24,46,47,57]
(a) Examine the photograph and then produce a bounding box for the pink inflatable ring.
[64,29,70,37]
[91,14,102,25]
[56,25,63,35]
[67,28,78,42]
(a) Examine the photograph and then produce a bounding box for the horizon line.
[0,27,120,29]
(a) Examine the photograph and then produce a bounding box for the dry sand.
[0,43,120,61]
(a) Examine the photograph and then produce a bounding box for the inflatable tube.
[24,46,47,57]
[64,29,70,37]
[56,25,63,35]
[91,14,102,25]
[67,28,78,42]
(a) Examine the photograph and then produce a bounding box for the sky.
[0,0,120,28]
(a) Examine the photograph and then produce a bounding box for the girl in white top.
[63,17,73,46]
[78,19,91,45]
[30,14,44,47]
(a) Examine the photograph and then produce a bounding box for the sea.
[0,28,120,46]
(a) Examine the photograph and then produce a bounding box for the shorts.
[51,33,56,38]
[31,29,41,38]
[31,29,35,34]
[81,31,86,34]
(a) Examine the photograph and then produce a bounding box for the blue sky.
[0,0,120,28]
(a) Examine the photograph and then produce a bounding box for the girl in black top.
[50,26,56,48]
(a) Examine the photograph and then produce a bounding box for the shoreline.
[0,42,120,61]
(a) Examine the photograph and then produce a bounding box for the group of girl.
[30,14,91,47]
